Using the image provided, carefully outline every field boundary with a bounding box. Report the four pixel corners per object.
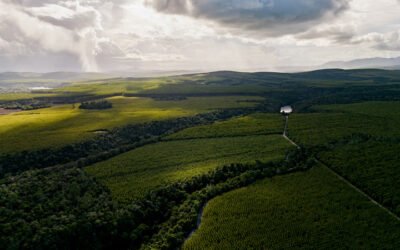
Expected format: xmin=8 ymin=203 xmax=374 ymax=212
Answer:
xmin=317 ymin=159 xmax=400 ymax=222
xmin=284 ymin=116 xmax=400 ymax=223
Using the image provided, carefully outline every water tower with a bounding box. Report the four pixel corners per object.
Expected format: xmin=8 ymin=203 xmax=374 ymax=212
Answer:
xmin=280 ymin=106 xmax=293 ymax=115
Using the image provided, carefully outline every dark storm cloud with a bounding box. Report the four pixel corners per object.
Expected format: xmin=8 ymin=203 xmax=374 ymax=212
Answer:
xmin=146 ymin=0 xmax=350 ymax=36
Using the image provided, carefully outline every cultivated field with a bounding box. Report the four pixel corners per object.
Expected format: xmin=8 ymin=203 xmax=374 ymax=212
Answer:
xmin=166 ymin=113 xmax=284 ymax=140
xmin=86 ymin=134 xmax=292 ymax=202
xmin=184 ymin=166 xmax=400 ymax=249
xmin=0 ymin=96 xmax=261 ymax=154
xmin=289 ymin=101 xmax=400 ymax=146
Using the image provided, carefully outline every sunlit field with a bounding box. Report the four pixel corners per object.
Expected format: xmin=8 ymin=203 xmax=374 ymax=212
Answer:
xmin=86 ymin=134 xmax=292 ymax=202
xmin=0 ymin=96 xmax=261 ymax=154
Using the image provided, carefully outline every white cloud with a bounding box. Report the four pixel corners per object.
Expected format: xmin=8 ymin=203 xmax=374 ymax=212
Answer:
xmin=1 ymin=0 xmax=400 ymax=73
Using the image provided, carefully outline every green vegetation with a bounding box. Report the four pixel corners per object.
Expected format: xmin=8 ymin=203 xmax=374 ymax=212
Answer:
xmin=184 ymin=166 xmax=400 ymax=249
xmin=3 ymin=69 xmax=400 ymax=249
xmin=288 ymin=112 xmax=399 ymax=145
xmin=79 ymin=100 xmax=112 ymax=110
xmin=289 ymin=101 xmax=400 ymax=146
xmin=0 ymin=167 xmax=115 ymax=249
xmin=320 ymin=139 xmax=400 ymax=214
xmin=0 ymin=93 xmax=55 ymax=102
xmin=0 ymin=147 xmax=312 ymax=250
xmin=0 ymin=96 xmax=260 ymax=154
xmin=166 ymin=113 xmax=283 ymax=140
xmin=86 ymin=134 xmax=292 ymax=202
xmin=0 ymin=108 xmax=253 ymax=177
xmin=289 ymin=101 xmax=400 ymax=217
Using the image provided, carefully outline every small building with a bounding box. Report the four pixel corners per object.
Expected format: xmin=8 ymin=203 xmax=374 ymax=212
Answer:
xmin=280 ymin=106 xmax=293 ymax=115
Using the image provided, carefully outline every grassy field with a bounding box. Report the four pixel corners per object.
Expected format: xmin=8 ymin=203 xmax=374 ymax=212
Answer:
xmin=0 ymin=96 xmax=261 ymax=154
xmin=86 ymin=134 xmax=292 ymax=202
xmin=53 ymin=78 xmax=168 ymax=95
xmin=184 ymin=166 xmax=400 ymax=250
xmin=166 ymin=113 xmax=284 ymax=140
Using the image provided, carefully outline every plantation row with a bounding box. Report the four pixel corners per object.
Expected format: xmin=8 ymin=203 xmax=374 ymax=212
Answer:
xmin=165 ymin=113 xmax=284 ymax=140
xmin=287 ymin=101 xmax=400 ymax=217
xmin=86 ymin=135 xmax=291 ymax=202
xmin=0 ymin=147 xmax=313 ymax=249
xmin=0 ymin=107 xmax=257 ymax=177
xmin=184 ymin=166 xmax=400 ymax=249
xmin=317 ymin=134 xmax=400 ymax=215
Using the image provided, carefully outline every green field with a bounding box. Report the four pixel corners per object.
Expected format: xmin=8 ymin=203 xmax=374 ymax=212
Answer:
xmin=319 ymin=141 xmax=400 ymax=214
xmin=184 ymin=166 xmax=400 ymax=250
xmin=166 ymin=113 xmax=284 ymax=140
xmin=0 ymin=96 xmax=261 ymax=154
xmin=0 ymin=92 xmax=55 ymax=102
xmin=289 ymin=101 xmax=400 ymax=146
xmin=86 ymin=134 xmax=292 ymax=202
xmin=3 ymin=69 xmax=400 ymax=249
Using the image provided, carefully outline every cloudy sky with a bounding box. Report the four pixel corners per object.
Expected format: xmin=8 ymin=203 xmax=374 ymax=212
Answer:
xmin=1 ymin=0 xmax=400 ymax=73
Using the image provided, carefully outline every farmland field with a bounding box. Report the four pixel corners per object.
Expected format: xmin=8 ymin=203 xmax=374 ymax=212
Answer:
xmin=319 ymin=141 xmax=400 ymax=214
xmin=3 ymin=69 xmax=400 ymax=249
xmin=166 ymin=113 xmax=284 ymax=140
xmin=86 ymin=134 xmax=292 ymax=202
xmin=0 ymin=95 xmax=261 ymax=154
xmin=289 ymin=101 xmax=400 ymax=146
xmin=184 ymin=166 xmax=400 ymax=250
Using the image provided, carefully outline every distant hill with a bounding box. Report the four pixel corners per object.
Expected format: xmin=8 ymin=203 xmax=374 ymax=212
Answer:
xmin=321 ymin=57 xmax=400 ymax=70
xmin=0 ymin=72 xmax=118 ymax=92
xmin=0 ymin=72 xmax=115 ymax=82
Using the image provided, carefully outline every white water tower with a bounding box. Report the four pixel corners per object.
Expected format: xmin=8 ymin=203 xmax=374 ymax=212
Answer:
xmin=280 ymin=106 xmax=293 ymax=115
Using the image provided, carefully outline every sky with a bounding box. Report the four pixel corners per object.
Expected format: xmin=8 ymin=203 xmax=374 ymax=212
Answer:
xmin=1 ymin=0 xmax=400 ymax=73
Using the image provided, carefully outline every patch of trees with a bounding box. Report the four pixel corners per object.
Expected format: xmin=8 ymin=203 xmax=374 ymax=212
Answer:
xmin=79 ymin=100 xmax=113 ymax=110
xmin=0 ymin=147 xmax=314 ymax=250
xmin=1 ymin=100 xmax=50 ymax=110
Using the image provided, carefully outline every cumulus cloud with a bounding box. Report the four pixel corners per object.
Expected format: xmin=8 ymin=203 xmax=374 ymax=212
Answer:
xmin=353 ymin=31 xmax=400 ymax=51
xmin=145 ymin=0 xmax=350 ymax=36
xmin=0 ymin=0 xmax=128 ymax=72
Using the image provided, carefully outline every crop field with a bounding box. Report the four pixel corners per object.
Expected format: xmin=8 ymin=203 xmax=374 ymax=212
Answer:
xmin=289 ymin=101 xmax=400 ymax=146
xmin=319 ymin=141 xmax=400 ymax=215
xmin=0 ymin=96 xmax=261 ymax=154
xmin=4 ymin=70 xmax=400 ymax=249
xmin=313 ymin=101 xmax=400 ymax=117
xmin=86 ymin=134 xmax=292 ymax=202
xmin=166 ymin=113 xmax=284 ymax=140
xmin=53 ymin=78 xmax=169 ymax=96
xmin=184 ymin=166 xmax=400 ymax=250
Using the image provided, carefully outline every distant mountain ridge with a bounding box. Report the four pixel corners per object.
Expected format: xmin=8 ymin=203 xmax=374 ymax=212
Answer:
xmin=322 ymin=57 xmax=400 ymax=70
